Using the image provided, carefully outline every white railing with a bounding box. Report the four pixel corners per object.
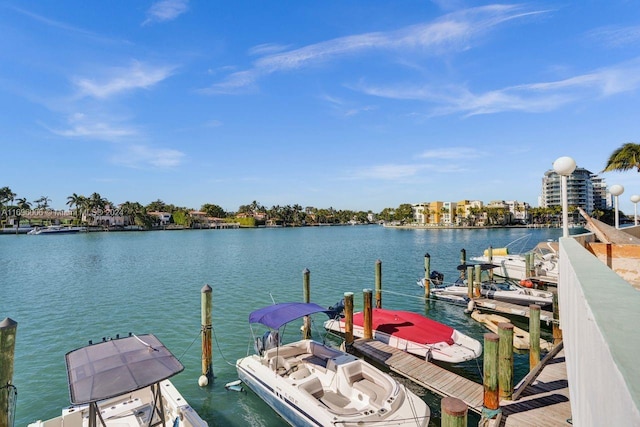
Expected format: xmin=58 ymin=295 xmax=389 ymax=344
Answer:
xmin=559 ymin=237 xmax=640 ymax=426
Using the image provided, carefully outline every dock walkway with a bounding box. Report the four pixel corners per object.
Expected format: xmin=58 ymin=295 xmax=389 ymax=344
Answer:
xmin=471 ymin=299 xmax=554 ymax=323
xmin=352 ymin=338 xmax=571 ymax=425
xmin=487 ymin=343 xmax=571 ymax=427
xmin=352 ymin=339 xmax=485 ymax=414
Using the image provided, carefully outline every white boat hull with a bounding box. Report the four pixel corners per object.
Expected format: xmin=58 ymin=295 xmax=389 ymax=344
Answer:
xmin=28 ymin=379 xmax=207 ymax=427
xmin=236 ymin=339 xmax=429 ymax=427
xmin=430 ymin=282 xmax=553 ymax=308
xmin=324 ymin=317 xmax=481 ymax=364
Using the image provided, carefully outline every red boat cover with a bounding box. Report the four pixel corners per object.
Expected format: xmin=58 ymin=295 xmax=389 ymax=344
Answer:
xmin=352 ymin=308 xmax=454 ymax=345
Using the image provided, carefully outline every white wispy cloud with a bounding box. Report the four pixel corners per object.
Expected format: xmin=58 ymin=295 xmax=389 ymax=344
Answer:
xmin=112 ymin=145 xmax=186 ymax=168
xmin=143 ymin=0 xmax=189 ymax=26
xmin=587 ymin=25 xmax=640 ymax=48
xmin=7 ymin=5 xmax=126 ymax=44
xmin=204 ymin=4 xmax=546 ymax=94
xmin=418 ymin=147 xmax=484 ymax=159
xmin=358 ymin=58 xmax=640 ymax=116
xmin=47 ymin=113 xmax=138 ymax=141
xmin=248 ymin=43 xmax=291 ymax=56
xmin=73 ymin=61 xmax=176 ymax=99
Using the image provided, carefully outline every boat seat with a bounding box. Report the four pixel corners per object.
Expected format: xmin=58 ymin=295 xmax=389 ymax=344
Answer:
xmin=289 ymin=366 xmax=311 ymax=381
xmin=269 ymin=355 xmax=300 ymax=373
xmin=299 ymin=377 xmax=324 ymax=399
xmin=353 ymin=378 xmax=387 ymax=408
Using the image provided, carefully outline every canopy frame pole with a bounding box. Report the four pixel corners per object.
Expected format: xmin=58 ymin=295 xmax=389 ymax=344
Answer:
xmin=149 ymin=382 xmax=167 ymax=427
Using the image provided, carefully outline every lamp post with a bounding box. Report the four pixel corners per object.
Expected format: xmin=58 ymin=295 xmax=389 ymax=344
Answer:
xmin=553 ymin=156 xmax=577 ymax=238
xmin=631 ymin=194 xmax=640 ymax=226
xmin=610 ymin=184 xmax=624 ymax=229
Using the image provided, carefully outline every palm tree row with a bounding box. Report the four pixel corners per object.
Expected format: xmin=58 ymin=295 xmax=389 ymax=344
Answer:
xmin=2 ymin=141 xmax=639 ymax=229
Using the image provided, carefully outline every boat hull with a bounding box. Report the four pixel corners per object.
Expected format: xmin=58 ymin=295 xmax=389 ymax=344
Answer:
xmin=236 ymin=339 xmax=429 ymax=427
xmin=431 ymin=283 xmax=553 ymax=308
xmin=324 ymin=308 xmax=481 ymax=363
xmin=28 ymin=379 xmax=207 ymax=427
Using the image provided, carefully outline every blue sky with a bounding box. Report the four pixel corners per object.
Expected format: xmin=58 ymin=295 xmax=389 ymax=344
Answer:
xmin=2 ymin=1 xmax=640 ymax=214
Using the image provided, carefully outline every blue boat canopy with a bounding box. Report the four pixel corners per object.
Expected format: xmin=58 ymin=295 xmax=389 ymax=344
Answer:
xmin=249 ymin=302 xmax=331 ymax=329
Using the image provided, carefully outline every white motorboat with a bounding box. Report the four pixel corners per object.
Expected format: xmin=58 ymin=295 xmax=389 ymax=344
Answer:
xmin=324 ymin=307 xmax=482 ymax=363
xmin=430 ymin=279 xmax=554 ymax=308
xmin=27 ymin=225 xmax=87 ymax=235
xmin=236 ymin=302 xmax=430 ymax=427
xmin=28 ymin=333 xmax=208 ymax=427
xmin=470 ymin=239 xmax=559 ymax=281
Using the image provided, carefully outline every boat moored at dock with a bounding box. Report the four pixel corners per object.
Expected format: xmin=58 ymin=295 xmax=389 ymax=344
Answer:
xmin=28 ymin=333 xmax=208 ymax=427
xmin=236 ymin=302 xmax=430 ymax=427
xmin=27 ymin=225 xmax=87 ymax=235
xmin=324 ymin=307 xmax=482 ymax=363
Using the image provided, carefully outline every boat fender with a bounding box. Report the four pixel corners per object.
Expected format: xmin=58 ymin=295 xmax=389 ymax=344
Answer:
xmin=465 ymin=300 xmax=475 ymax=314
xmin=425 ymin=349 xmax=433 ymax=362
xmin=520 ymin=279 xmax=534 ymax=288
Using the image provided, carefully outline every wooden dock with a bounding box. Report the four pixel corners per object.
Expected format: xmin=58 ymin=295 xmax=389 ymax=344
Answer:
xmin=352 ymin=339 xmax=485 ymax=414
xmin=487 ymin=342 xmax=572 ymax=426
xmin=352 ymin=338 xmax=571 ymax=425
xmin=471 ymin=299 xmax=554 ymax=323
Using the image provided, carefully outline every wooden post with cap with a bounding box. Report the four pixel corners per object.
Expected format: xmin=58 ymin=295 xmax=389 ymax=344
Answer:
xmin=0 ymin=318 xmax=17 ymax=427
xmin=441 ymin=396 xmax=468 ymax=427
xmin=344 ymin=292 xmax=354 ymax=347
xmin=424 ymin=253 xmax=431 ymax=298
xmin=483 ymin=332 xmax=500 ymax=419
xmin=199 ymin=285 xmax=213 ymax=387
xmin=302 ymin=268 xmax=311 ymax=339
xmin=363 ymin=289 xmax=373 ymax=339
xmin=498 ymin=322 xmax=514 ymax=400
xmin=374 ymin=259 xmax=382 ymax=309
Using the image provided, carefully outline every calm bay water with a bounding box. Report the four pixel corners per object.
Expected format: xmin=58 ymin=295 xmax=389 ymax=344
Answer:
xmin=1 ymin=225 xmax=562 ymax=426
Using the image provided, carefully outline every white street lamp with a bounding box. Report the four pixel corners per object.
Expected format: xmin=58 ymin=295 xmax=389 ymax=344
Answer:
xmin=553 ymin=156 xmax=577 ymax=238
xmin=610 ymin=184 xmax=624 ymax=229
xmin=631 ymin=194 xmax=640 ymax=226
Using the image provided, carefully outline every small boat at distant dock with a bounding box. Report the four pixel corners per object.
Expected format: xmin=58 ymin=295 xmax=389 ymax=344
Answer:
xmin=27 ymin=225 xmax=87 ymax=235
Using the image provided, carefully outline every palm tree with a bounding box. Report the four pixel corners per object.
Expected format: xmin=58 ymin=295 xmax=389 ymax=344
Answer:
xmin=602 ymin=142 xmax=640 ymax=173
xmin=66 ymin=193 xmax=86 ymax=223
xmin=14 ymin=198 xmax=31 ymax=232
xmin=33 ymin=196 xmax=51 ymax=210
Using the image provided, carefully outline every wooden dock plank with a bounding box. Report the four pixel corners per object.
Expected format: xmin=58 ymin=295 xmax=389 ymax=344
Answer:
xmin=353 ymin=338 xmax=571 ymax=425
xmin=352 ymin=339 xmax=485 ymax=414
xmin=472 ymin=298 xmax=554 ymax=322
xmin=488 ymin=347 xmax=572 ymax=427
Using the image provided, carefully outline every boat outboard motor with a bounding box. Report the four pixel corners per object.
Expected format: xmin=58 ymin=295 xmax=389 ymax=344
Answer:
xmin=263 ymin=330 xmax=280 ymax=351
xmin=255 ymin=330 xmax=280 ymax=355
xmin=327 ymin=299 xmax=345 ymax=318
xmin=430 ymin=270 xmax=444 ymax=286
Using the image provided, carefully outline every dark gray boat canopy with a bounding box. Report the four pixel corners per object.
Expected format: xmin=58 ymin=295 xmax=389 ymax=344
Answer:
xmin=65 ymin=334 xmax=184 ymax=405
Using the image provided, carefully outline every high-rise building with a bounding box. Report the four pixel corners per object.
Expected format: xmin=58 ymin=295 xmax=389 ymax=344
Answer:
xmin=540 ymin=166 xmax=607 ymax=214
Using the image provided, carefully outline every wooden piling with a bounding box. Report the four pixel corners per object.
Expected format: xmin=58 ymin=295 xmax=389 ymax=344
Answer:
xmin=424 ymin=253 xmax=431 ymax=298
xmin=525 ymin=253 xmax=531 ymax=278
xmin=363 ymin=289 xmax=373 ymax=339
xmin=483 ymin=333 xmax=500 ymax=417
xmin=375 ymin=259 xmax=382 ymax=309
xmin=498 ymin=322 xmax=514 ymax=400
xmin=302 ymin=268 xmax=311 ymax=339
xmin=552 ymin=292 xmax=562 ymax=344
xmin=529 ymin=304 xmax=541 ymax=370
xmin=344 ymin=292 xmax=354 ymax=346
xmin=466 ymin=266 xmax=474 ymax=299
xmin=472 ymin=265 xmax=480 ymax=298
xmin=441 ymin=396 xmax=468 ymax=427
xmin=199 ymin=285 xmax=213 ymax=386
xmin=460 ymin=249 xmax=466 ymax=278
xmin=488 ymin=246 xmax=494 ymax=281
xmin=0 ymin=318 xmax=17 ymax=427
